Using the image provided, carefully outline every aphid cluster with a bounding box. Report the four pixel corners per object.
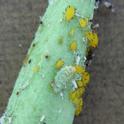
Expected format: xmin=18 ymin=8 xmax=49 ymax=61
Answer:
xmin=1 ymin=3 xmax=99 ymax=124
xmin=69 ymin=66 xmax=90 ymax=116
xmin=62 ymin=5 xmax=99 ymax=116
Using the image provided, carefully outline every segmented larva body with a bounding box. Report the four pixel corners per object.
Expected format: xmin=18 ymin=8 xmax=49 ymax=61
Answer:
xmin=53 ymin=66 xmax=76 ymax=93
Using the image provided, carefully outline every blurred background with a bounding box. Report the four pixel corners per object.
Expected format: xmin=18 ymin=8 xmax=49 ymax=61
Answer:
xmin=0 ymin=0 xmax=124 ymax=124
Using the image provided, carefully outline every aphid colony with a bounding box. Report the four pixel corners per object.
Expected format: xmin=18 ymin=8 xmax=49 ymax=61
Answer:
xmin=22 ymin=5 xmax=99 ymax=117
xmin=0 ymin=1 xmax=98 ymax=124
xmin=54 ymin=5 xmax=99 ymax=116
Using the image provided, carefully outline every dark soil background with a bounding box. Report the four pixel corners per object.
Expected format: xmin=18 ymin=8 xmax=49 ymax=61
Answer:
xmin=0 ymin=0 xmax=124 ymax=124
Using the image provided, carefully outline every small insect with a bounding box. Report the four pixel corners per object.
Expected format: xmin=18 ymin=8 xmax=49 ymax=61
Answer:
xmin=65 ymin=5 xmax=76 ymax=21
xmin=81 ymin=71 xmax=90 ymax=87
xmin=73 ymin=97 xmax=83 ymax=107
xmin=69 ymin=88 xmax=84 ymax=116
xmin=77 ymin=80 xmax=84 ymax=88
xmin=55 ymin=59 xmax=64 ymax=69
xmin=69 ymin=87 xmax=85 ymax=101
xmin=86 ymin=31 xmax=99 ymax=48
xmin=79 ymin=18 xmax=88 ymax=28
xmin=75 ymin=65 xmax=85 ymax=74
xmin=70 ymin=41 xmax=77 ymax=52
xmin=75 ymin=101 xmax=83 ymax=116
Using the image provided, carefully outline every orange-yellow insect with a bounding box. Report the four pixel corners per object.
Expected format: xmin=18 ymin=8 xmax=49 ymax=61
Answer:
xmin=65 ymin=6 xmax=76 ymax=21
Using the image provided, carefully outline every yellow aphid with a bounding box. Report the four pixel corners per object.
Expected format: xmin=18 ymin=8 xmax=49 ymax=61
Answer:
xmin=70 ymin=41 xmax=77 ymax=52
xmin=69 ymin=88 xmax=85 ymax=101
xmin=86 ymin=32 xmax=99 ymax=48
xmin=79 ymin=18 xmax=88 ymax=28
xmin=82 ymin=71 xmax=90 ymax=86
xmin=86 ymin=32 xmax=94 ymax=41
xmin=75 ymin=103 xmax=83 ymax=116
xmin=65 ymin=6 xmax=75 ymax=21
xmin=69 ymin=91 xmax=76 ymax=101
xmin=73 ymin=98 xmax=83 ymax=107
xmin=32 ymin=65 xmax=40 ymax=73
xmin=75 ymin=65 xmax=85 ymax=74
xmin=77 ymin=80 xmax=84 ymax=88
xmin=55 ymin=59 xmax=64 ymax=69
xmin=76 ymin=88 xmax=85 ymax=98
xmin=68 ymin=28 xmax=75 ymax=36
xmin=89 ymin=33 xmax=99 ymax=48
